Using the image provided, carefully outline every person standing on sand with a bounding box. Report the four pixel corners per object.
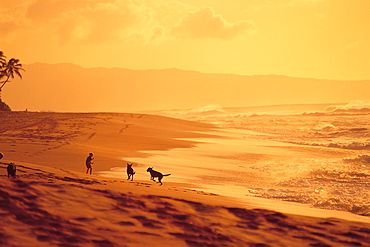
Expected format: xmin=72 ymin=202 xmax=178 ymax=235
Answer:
xmin=85 ymin=153 xmax=94 ymax=174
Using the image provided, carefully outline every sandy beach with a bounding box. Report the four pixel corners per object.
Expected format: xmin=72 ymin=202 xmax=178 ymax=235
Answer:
xmin=2 ymin=0 xmax=370 ymax=245
xmin=1 ymin=111 xmax=370 ymax=246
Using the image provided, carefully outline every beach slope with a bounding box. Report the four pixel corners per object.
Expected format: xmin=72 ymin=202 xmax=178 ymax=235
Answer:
xmin=1 ymin=162 xmax=370 ymax=247
xmin=1 ymin=111 xmax=370 ymax=246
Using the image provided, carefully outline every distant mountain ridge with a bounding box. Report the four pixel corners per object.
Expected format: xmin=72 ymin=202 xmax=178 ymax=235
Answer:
xmin=4 ymin=63 xmax=370 ymax=112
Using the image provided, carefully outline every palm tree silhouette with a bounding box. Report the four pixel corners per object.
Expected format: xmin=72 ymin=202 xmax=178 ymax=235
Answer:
xmin=0 ymin=51 xmax=6 ymax=67
xmin=0 ymin=52 xmax=25 ymax=101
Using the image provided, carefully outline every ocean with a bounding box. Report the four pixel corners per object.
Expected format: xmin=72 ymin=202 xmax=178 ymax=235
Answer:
xmin=101 ymin=102 xmax=370 ymax=216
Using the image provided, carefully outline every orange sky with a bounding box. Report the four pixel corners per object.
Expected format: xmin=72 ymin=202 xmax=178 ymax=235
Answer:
xmin=1 ymin=0 xmax=369 ymax=80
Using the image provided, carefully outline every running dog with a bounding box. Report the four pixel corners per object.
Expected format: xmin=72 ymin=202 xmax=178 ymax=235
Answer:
xmin=7 ymin=163 xmax=16 ymax=178
xmin=146 ymin=167 xmax=171 ymax=185
xmin=127 ymin=163 xmax=135 ymax=181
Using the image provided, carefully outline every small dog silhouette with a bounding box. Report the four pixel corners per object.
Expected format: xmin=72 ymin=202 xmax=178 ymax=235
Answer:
xmin=127 ymin=163 xmax=135 ymax=181
xmin=146 ymin=167 xmax=171 ymax=185
xmin=7 ymin=163 xmax=16 ymax=178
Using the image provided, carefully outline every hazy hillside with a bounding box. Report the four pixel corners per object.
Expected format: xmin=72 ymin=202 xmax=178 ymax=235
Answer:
xmin=3 ymin=63 xmax=370 ymax=112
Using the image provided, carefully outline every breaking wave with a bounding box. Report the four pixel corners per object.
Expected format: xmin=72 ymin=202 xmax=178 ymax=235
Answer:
xmin=325 ymin=100 xmax=370 ymax=113
xmin=154 ymin=102 xmax=370 ymax=216
xmin=158 ymin=104 xmax=226 ymax=117
xmin=249 ymin=162 xmax=370 ymax=216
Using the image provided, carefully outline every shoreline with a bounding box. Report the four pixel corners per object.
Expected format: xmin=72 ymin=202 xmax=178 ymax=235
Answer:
xmin=2 ymin=110 xmax=366 ymax=220
xmin=1 ymin=160 xmax=370 ymax=246
xmin=1 ymin=110 xmax=370 ymax=246
xmin=4 ymin=159 xmax=370 ymax=225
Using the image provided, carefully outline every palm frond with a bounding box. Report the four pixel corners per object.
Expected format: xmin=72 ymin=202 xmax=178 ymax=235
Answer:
xmin=15 ymin=70 xmax=23 ymax=79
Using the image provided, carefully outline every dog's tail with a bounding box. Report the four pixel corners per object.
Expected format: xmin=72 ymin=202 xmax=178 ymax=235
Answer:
xmin=163 ymin=174 xmax=171 ymax=176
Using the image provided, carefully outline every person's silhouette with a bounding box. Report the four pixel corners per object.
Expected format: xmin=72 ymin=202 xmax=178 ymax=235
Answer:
xmin=85 ymin=153 xmax=94 ymax=174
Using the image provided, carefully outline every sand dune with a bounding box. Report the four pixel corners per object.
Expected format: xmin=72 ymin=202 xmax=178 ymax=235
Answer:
xmin=1 ymin=111 xmax=370 ymax=246
xmin=0 ymin=111 xmax=216 ymax=172
xmin=1 ymin=161 xmax=370 ymax=247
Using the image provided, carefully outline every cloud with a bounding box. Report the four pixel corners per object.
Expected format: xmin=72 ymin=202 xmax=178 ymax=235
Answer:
xmin=3 ymin=1 xmax=256 ymax=45
xmin=25 ymin=0 xmax=139 ymax=44
xmin=171 ymin=7 xmax=256 ymax=40
xmin=247 ymin=0 xmax=324 ymax=11
xmin=26 ymin=0 xmax=86 ymax=22
xmin=0 ymin=0 xmax=166 ymax=45
xmin=1 ymin=1 xmax=254 ymax=46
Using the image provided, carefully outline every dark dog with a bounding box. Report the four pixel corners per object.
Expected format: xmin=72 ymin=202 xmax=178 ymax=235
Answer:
xmin=127 ymin=163 xmax=135 ymax=181
xmin=7 ymin=163 xmax=16 ymax=178
xmin=146 ymin=167 xmax=170 ymax=185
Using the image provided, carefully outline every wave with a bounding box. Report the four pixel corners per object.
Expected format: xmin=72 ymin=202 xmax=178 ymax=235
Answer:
xmin=344 ymin=155 xmax=370 ymax=164
xmin=155 ymin=102 xmax=370 ymax=120
xmin=158 ymin=104 xmax=226 ymax=117
xmin=156 ymin=102 xmax=370 ymax=216
xmin=311 ymin=122 xmax=338 ymax=132
xmin=249 ymin=167 xmax=370 ymax=216
xmin=324 ymin=101 xmax=370 ymax=114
